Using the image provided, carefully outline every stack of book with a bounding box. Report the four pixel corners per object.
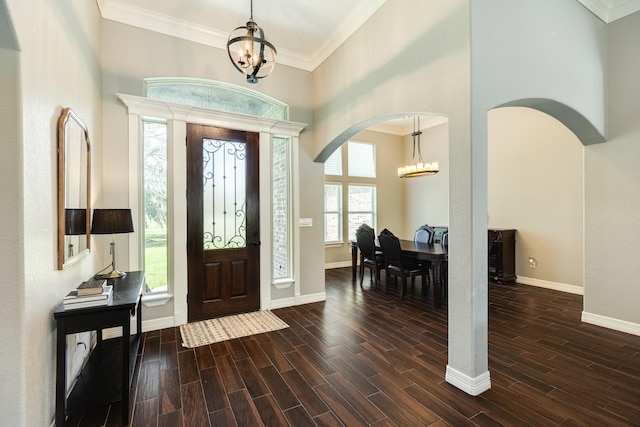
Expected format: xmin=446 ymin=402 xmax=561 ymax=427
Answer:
xmin=63 ymin=279 xmax=113 ymax=310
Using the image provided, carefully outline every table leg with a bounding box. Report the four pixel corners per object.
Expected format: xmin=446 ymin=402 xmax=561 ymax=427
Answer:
xmin=55 ymin=320 xmax=67 ymax=427
xmin=122 ymin=318 xmax=130 ymax=425
xmin=433 ymin=262 xmax=443 ymax=308
xmin=351 ymin=244 xmax=358 ymax=281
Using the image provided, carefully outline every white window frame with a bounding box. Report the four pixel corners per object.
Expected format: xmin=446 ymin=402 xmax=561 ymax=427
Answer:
xmin=271 ymin=135 xmax=294 ymax=289
xmin=347 ymin=184 xmax=377 ymax=241
xmin=324 ymin=182 xmax=343 ymax=244
xmin=141 ymin=118 xmax=170 ymax=296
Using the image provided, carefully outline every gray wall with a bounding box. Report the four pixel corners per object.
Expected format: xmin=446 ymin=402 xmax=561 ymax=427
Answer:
xmin=584 ymin=11 xmax=640 ymax=325
xmin=2 ymin=1 xmax=103 ymax=425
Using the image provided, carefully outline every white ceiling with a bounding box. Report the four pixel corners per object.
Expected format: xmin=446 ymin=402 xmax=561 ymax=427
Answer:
xmin=96 ymin=0 xmax=640 ymax=134
xmin=97 ymin=0 xmax=388 ymax=72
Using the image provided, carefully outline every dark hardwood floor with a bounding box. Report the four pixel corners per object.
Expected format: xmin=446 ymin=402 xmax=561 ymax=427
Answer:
xmin=66 ymin=267 xmax=640 ymax=426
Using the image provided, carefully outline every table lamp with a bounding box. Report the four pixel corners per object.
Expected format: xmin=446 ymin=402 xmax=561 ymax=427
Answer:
xmin=91 ymin=208 xmax=134 ymax=279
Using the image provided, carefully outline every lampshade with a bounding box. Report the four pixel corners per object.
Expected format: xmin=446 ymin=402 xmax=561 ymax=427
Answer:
xmin=65 ymin=208 xmax=87 ymax=235
xmin=91 ymin=209 xmax=134 ymax=235
xmin=226 ymin=0 xmax=276 ymax=84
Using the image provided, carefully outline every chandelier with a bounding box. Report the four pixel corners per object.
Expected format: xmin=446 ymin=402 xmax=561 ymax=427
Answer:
xmin=226 ymin=0 xmax=277 ymax=84
xmin=397 ymin=116 xmax=439 ymax=178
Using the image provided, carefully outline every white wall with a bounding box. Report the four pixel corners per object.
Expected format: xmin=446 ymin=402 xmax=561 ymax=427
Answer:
xmin=489 ymin=107 xmax=584 ymax=291
xmin=584 ymin=11 xmax=640 ymax=328
xmin=0 ymin=37 xmax=24 ymax=427
xmin=2 ymin=1 xmax=102 ymax=425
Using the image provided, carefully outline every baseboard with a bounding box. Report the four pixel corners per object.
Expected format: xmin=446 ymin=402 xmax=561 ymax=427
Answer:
xmin=445 ymin=365 xmax=491 ymax=396
xmin=268 ymin=292 xmax=327 ymax=310
xmin=325 ymin=261 xmax=352 ymax=269
xmin=516 ymin=276 xmax=583 ymax=295
xmin=297 ymin=292 xmax=327 ymax=305
xmin=101 ymin=316 xmax=176 ymax=339
xmin=112 ymin=295 xmax=329 ymax=335
xmin=269 ymin=297 xmax=297 ymax=310
xmin=581 ymin=311 xmax=640 ymax=336
xmin=142 ymin=316 xmax=176 ymax=332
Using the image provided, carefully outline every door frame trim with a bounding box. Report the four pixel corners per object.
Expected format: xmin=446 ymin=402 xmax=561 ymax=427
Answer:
xmin=118 ymin=93 xmax=306 ymax=326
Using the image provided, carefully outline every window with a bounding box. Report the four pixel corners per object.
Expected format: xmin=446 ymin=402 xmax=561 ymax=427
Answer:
xmin=142 ymin=120 xmax=168 ymax=294
xmin=324 ymin=141 xmax=377 ymax=244
xmin=348 ymin=185 xmax=376 ymax=240
xmin=348 ymin=141 xmax=376 ymax=178
xmin=324 ymin=183 xmax=342 ymax=243
xmin=324 ymin=148 xmax=342 ymax=176
xmin=272 ymin=136 xmax=292 ymax=282
xmin=145 ymin=77 xmax=289 ymax=120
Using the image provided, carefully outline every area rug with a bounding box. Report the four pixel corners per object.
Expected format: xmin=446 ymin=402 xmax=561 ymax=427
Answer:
xmin=179 ymin=310 xmax=289 ymax=348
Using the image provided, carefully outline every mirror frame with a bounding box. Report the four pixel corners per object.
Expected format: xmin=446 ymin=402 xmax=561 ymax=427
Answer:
xmin=57 ymin=107 xmax=91 ymax=270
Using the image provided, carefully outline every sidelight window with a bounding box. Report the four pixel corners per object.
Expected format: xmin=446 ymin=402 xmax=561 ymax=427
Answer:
xmin=142 ymin=120 xmax=168 ymax=294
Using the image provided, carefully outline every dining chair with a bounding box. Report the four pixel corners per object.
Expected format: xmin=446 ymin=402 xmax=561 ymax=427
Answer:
xmin=355 ymin=224 xmax=385 ymax=290
xmin=378 ymin=231 xmax=429 ymax=300
xmin=414 ymin=225 xmax=435 ymax=291
xmin=414 ymin=224 xmax=434 ymax=244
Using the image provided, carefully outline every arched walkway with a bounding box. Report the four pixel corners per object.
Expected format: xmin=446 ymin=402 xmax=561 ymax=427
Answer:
xmin=495 ymin=98 xmax=605 ymax=146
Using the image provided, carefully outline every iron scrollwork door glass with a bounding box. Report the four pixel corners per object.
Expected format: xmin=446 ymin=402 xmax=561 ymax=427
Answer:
xmin=202 ymin=139 xmax=247 ymax=249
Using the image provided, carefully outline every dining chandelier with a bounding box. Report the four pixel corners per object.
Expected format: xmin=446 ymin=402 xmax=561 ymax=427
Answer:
xmin=397 ymin=116 xmax=439 ymax=178
xmin=226 ymin=0 xmax=277 ymax=84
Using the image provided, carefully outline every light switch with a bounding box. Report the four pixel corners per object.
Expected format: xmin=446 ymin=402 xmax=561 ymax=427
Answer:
xmin=299 ymin=218 xmax=313 ymax=227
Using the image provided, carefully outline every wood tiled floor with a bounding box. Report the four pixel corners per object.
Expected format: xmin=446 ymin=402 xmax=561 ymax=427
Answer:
xmin=66 ymin=267 xmax=640 ymax=426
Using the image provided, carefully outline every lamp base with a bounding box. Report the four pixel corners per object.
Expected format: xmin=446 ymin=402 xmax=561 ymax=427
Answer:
xmin=95 ymin=269 xmax=127 ymax=280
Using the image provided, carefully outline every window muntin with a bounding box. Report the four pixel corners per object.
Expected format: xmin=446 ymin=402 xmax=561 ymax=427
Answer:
xmin=142 ymin=120 xmax=168 ymax=294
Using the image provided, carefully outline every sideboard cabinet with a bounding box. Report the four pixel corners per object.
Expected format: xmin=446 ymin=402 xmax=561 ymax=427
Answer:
xmin=488 ymin=229 xmax=516 ymax=284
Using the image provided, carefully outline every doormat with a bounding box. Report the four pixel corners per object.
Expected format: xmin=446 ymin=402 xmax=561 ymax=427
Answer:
xmin=179 ymin=310 xmax=289 ymax=348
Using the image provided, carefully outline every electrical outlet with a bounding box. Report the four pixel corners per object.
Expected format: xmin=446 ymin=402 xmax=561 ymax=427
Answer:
xmin=528 ymin=257 xmax=537 ymax=268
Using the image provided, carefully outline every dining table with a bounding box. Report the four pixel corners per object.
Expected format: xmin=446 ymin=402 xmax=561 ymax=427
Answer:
xmin=350 ymin=239 xmax=448 ymax=308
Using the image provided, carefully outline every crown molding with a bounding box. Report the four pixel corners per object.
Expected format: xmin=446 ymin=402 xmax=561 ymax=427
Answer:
xmin=608 ymin=0 xmax=640 ymax=22
xmin=96 ymin=0 xmax=315 ymax=71
xmin=310 ymin=0 xmax=387 ymax=70
xmin=369 ymin=116 xmax=448 ymax=136
xmin=97 ymin=0 xmax=388 ymax=72
xmin=578 ymin=0 xmax=640 ymax=22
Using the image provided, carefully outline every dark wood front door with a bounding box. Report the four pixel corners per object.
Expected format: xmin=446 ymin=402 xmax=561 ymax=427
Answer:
xmin=186 ymin=124 xmax=260 ymax=321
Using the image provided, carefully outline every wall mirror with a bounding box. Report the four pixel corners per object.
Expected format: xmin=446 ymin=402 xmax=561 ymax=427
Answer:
xmin=57 ymin=107 xmax=91 ymax=269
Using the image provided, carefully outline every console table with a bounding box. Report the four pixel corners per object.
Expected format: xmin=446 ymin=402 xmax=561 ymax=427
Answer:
xmin=54 ymin=271 xmax=144 ymax=426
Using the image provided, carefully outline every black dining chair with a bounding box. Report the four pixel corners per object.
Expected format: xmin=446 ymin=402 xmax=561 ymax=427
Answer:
xmin=355 ymin=224 xmax=385 ymax=290
xmin=414 ymin=225 xmax=434 ymax=290
xmin=378 ymin=231 xmax=429 ymax=300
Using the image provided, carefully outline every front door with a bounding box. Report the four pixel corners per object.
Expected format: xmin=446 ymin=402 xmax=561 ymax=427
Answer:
xmin=186 ymin=124 xmax=260 ymax=321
